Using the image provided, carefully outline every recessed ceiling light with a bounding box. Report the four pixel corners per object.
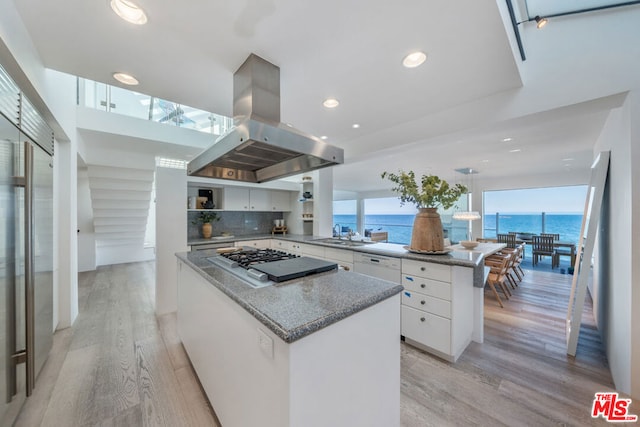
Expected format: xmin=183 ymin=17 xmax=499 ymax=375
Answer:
xmin=481 ymin=159 xmax=490 ymax=163
xmin=110 ymin=0 xmax=148 ymax=25
xmin=402 ymin=51 xmax=427 ymax=68
xmin=509 ymin=148 xmax=521 ymax=153
xmin=535 ymin=16 xmax=548 ymax=29
xmin=352 ymin=124 xmax=360 ymax=129
xmin=323 ymin=98 xmax=339 ymax=108
xmin=502 ymin=137 xmax=513 ymax=142
xmin=320 ymin=136 xmax=328 ymax=140
xmin=562 ymin=157 xmax=574 ymax=161
xmin=113 ymin=72 xmax=139 ymax=85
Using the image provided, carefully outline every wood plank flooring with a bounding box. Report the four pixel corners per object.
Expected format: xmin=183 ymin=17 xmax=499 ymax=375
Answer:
xmin=14 ymin=262 xmax=219 ymax=427
xmin=13 ymin=262 xmax=637 ymax=426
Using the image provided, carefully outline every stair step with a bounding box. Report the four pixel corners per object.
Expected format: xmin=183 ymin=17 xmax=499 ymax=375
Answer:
xmin=89 ymin=177 xmax=153 ymax=192
xmin=88 ymin=165 xmax=154 ymax=181
xmin=96 ymin=238 xmax=146 ymax=248
xmin=94 ymin=224 xmax=147 ymax=233
xmin=91 ymin=189 xmax=151 ymax=201
xmin=95 ymin=232 xmax=146 ymax=240
xmin=92 ymin=199 xmax=151 ymax=210
xmin=93 ymin=209 xmax=149 ymax=218
xmin=94 ymin=217 xmax=147 ymax=226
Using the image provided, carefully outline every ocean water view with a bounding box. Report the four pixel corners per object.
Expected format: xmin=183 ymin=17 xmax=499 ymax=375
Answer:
xmin=333 ymin=213 xmax=584 ymax=246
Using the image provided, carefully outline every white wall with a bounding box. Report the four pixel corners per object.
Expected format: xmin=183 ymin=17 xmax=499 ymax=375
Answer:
xmin=76 ymin=164 xmax=96 ymax=272
xmin=592 ymin=90 xmax=640 ymax=399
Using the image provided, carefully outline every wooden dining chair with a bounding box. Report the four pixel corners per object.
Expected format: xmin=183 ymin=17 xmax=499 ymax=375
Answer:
xmin=497 ymin=234 xmax=523 ymax=284
xmin=541 ymin=233 xmax=560 ymax=241
xmin=497 ymin=233 xmax=517 ymax=248
xmin=531 ymin=235 xmax=556 ymax=268
xmin=484 ymin=253 xmax=512 ymax=307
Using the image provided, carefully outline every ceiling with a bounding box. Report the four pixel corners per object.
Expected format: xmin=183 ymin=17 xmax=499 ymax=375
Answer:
xmin=12 ymin=0 xmax=640 ymax=192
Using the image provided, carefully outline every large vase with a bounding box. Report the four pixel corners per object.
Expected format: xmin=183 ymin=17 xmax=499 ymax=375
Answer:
xmin=202 ymin=222 xmax=212 ymax=239
xmin=410 ymin=208 xmax=444 ymax=252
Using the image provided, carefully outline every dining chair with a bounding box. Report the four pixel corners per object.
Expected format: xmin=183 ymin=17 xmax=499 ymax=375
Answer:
xmin=496 ymin=234 xmax=521 ymax=286
xmin=541 ymin=233 xmax=560 ymax=241
xmin=531 ymin=235 xmax=556 ymax=268
xmin=484 ymin=253 xmax=512 ymax=307
xmin=497 ymin=233 xmax=517 ymax=248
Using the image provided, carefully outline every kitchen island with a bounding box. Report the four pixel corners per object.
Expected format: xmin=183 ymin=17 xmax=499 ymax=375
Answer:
xmin=176 ymin=249 xmax=403 ymax=427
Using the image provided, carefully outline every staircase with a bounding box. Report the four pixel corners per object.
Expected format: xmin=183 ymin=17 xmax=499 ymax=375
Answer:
xmin=87 ymin=164 xmax=155 ymax=266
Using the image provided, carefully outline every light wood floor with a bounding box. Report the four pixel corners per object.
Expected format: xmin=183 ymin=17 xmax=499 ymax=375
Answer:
xmin=13 ymin=262 xmax=637 ymax=426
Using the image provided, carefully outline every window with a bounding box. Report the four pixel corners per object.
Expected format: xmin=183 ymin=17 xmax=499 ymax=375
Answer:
xmin=332 ymin=200 xmax=357 ymax=235
xmin=483 ymin=185 xmax=587 ymax=244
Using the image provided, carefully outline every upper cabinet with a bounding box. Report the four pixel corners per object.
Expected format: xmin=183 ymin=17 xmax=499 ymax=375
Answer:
xmin=270 ymin=190 xmax=291 ymax=212
xmin=222 ymin=187 xmax=291 ymax=211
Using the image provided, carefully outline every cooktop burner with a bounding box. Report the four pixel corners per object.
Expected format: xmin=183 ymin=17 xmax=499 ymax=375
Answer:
xmin=207 ymin=247 xmax=338 ymax=288
xmin=221 ymin=249 xmax=299 ymax=270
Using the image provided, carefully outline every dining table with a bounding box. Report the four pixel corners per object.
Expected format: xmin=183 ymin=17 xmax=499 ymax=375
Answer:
xmin=479 ymin=237 xmax=577 ymax=265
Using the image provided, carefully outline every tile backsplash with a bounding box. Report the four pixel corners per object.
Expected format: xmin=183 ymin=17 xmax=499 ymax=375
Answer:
xmin=188 ymin=211 xmax=284 ymax=240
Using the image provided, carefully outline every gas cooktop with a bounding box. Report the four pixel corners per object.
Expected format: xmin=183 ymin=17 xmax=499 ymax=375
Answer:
xmin=206 ymin=248 xmax=338 ymax=288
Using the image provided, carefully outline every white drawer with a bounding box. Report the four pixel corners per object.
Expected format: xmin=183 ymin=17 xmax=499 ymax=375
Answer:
xmin=301 ymin=244 xmax=325 ymax=258
xmin=402 ymin=259 xmax=451 ymax=282
xmin=401 ymin=291 xmax=450 ymax=319
xmin=401 ymin=306 xmax=451 ymax=355
xmin=402 ymin=275 xmax=451 ymax=301
xmin=324 ymin=247 xmax=354 ymax=263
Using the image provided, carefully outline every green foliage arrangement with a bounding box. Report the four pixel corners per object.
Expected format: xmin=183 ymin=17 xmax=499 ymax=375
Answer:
xmin=381 ymin=170 xmax=467 ymax=210
xmin=192 ymin=211 xmax=220 ymax=224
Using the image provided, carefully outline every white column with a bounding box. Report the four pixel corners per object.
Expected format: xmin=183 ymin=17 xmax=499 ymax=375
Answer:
xmin=54 ymin=138 xmax=78 ymax=329
xmin=313 ymin=168 xmax=333 ymax=237
xmin=155 ymin=166 xmax=188 ymax=315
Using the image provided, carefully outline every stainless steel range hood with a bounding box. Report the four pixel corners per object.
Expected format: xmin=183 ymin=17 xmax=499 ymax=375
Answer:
xmin=187 ymin=54 xmax=344 ymax=183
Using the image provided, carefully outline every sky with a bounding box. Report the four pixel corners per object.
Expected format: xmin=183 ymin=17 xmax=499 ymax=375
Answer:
xmin=334 ymin=185 xmax=588 ymax=215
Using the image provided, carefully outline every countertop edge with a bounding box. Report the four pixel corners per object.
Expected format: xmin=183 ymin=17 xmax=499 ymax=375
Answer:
xmin=189 ymin=234 xmax=487 ymax=288
xmin=176 ymin=252 xmax=404 ymax=343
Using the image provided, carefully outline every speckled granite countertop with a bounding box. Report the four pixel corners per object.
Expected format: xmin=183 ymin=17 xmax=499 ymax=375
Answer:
xmin=188 ymin=234 xmax=488 ymax=287
xmin=176 ymin=249 xmax=404 ymax=343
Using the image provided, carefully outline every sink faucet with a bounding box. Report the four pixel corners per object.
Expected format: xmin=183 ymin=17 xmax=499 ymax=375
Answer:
xmin=346 ymin=230 xmax=356 ymax=241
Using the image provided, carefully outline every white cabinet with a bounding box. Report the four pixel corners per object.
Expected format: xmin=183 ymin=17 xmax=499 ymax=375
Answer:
xmin=223 ymin=187 xmax=291 ymax=211
xmin=271 ymin=239 xmax=300 ymax=253
xmin=249 ymin=189 xmax=270 ymax=211
xmin=324 ymin=247 xmax=354 ymax=272
xmin=223 ymin=187 xmax=250 ymax=210
xmin=236 ymin=239 xmax=271 ymax=249
xmin=300 ymin=243 xmax=325 ymax=258
xmin=401 ymin=260 xmax=473 ymax=362
xmin=270 ymin=190 xmax=291 ymax=211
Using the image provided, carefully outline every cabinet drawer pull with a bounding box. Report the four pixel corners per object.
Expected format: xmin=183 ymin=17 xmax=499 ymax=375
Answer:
xmin=420 ymin=284 xmax=426 ymax=289
xmin=420 ymin=300 xmax=426 ymax=305
xmin=420 ymin=317 xmax=426 ymax=322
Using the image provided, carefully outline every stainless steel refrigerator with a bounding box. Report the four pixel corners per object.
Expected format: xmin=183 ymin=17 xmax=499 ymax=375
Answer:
xmin=1 ymin=111 xmax=53 ymax=425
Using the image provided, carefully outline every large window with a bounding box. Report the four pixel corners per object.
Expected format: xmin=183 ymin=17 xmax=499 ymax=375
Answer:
xmin=332 ymin=200 xmax=357 ymax=235
xmin=333 ymin=195 xmax=469 ymax=244
xmin=483 ymin=185 xmax=587 ymax=244
xmin=364 ymin=198 xmax=417 ymax=244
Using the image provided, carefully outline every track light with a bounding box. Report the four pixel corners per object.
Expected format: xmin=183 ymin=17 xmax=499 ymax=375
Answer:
xmin=534 ymin=16 xmax=548 ymax=29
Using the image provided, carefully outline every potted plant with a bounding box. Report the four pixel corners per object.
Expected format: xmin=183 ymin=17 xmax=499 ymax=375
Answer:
xmin=381 ymin=170 xmax=466 ymax=252
xmin=192 ymin=211 xmax=220 ymax=239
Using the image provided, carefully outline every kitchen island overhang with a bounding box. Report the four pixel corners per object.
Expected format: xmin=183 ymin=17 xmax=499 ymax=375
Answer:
xmin=176 ymin=250 xmax=403 ymax=427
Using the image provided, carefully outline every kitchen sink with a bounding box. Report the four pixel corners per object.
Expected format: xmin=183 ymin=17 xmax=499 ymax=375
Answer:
xmin=314 ymin=238 xmax=376 ymax=247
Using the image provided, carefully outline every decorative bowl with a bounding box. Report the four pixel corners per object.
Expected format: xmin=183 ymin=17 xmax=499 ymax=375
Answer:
xmin=460 ymin=240 xmax=479 ymax=249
